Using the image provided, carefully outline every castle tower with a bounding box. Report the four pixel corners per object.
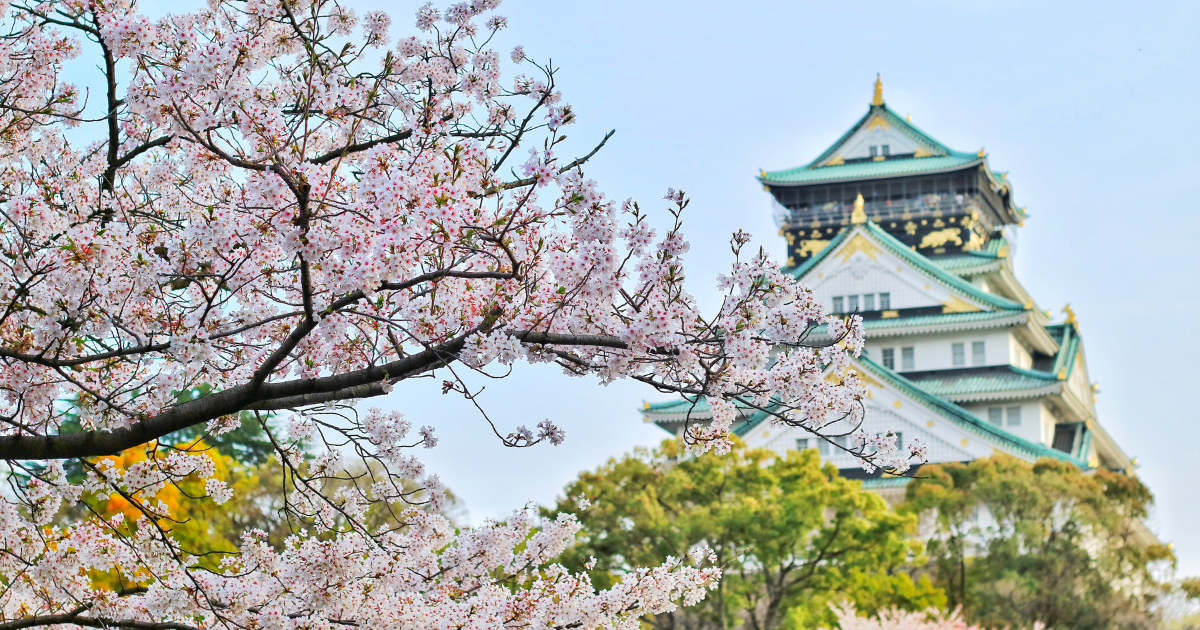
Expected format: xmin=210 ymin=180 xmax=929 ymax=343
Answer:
xmin=764 ymin=75 xmax=1023 ymax=267
xmin=643 ymin=78 xmax=1142 ymax=513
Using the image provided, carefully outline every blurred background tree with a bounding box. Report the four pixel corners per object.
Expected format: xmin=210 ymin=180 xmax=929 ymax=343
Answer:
xmin=548 ymin=439 xmax=942 ymax=630
xmin=900 ymin=455 xmax=1173 ymax=630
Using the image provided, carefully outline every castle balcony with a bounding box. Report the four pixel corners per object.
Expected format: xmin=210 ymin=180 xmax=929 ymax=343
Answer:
xmin=774 ymin=193 xmax=996 ymax=234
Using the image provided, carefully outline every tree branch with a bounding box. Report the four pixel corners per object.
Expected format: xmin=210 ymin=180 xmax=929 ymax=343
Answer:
xmin=307 ymin=129 xmax=413 ymax=165
xmin=0 ymin=342 xmax=171 ymax=368
xmin=479 ymin=129 xmax=614 ymax=197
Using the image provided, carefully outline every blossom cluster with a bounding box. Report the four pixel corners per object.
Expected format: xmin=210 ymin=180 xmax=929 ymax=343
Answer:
xmin=0 ymin=0 xmax=882 ymax=627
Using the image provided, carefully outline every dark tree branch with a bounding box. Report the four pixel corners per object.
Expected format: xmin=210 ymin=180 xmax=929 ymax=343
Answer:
xmin=307 ymin=129 xmax=413 ymax=165
xmin=0 ymin=616 xmax=203 ymax=630
xmin=0 ymin=342 xmax=171 ymax=368
xmin=479 ymin=130 xmax=614 ymax=196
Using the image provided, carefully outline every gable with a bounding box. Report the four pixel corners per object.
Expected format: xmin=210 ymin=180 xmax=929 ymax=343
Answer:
xmin=819 ymin=111 xmax=932 ymax=165
xmin=803 ymin=228 xmax=993 ymax=313
xmin=793 ymin=222 xmax=1025 ymax=314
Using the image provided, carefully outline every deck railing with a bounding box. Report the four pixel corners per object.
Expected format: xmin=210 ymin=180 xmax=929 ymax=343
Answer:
xmin=774 ymin=194 xmax=993 ymax=231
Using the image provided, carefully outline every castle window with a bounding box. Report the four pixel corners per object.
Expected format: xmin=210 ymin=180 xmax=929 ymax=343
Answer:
xmin=833 ymin=435 xmax=847 ymax=450
xmin=882 ymin=348 xmax=895 ymax=369
xmin=894 ymin=431 xmax=903 ymax=451
xmin=988 ymin=408 xmax=1003 ymax=426
xmin=881 ymin=144 xmax=890 ymax=156
xmin=1006 ymin=406 xmax=1022 ymax=427
xmin=817 ymin=440 xmax=830 ymax=456
xmin=796 ymin=438 xmax=810 ymax=451
xmin=901 ymin=347 xmax=915 ymax=370
xmin=972 ymin=341 xmax=986 ymax=366
xmin=1052 ymin=425 xmax=1077 ymax=453
xmin=869 ymin=145 xmax=878 ymax=157
xmin=952 ymin=343 xmax=966 ymax=367
xmin=879 ymin=292 xmax=891 ymax=309
xmin=847 ymin=295 xmax=859 ymax=312
xmin=863 ymin=294 xmax=875 ymax=310
xmin=833 ymin=296 xmax=844 ymax=313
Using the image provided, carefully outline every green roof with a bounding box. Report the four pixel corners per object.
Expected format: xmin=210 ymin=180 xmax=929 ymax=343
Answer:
xmin=930 ymin=238 xmax=1009 ymax=274
xmin=762 ymin=154 xmax=982 ymax=186
xmin=642 ymin=397 xmax=755 ymax=423
xmin=722 ymin=354 xmax=1088 ymax=468
xmin=853 ymin=355 xmax=1088 ymax=467
xmin=894 ymin=321 xmax=1082 ymax=401
xmin=803 ymin=310 xmax=1028 ymax=343
xmin=904 ymin=365 xmax=1060 ymax=399
xmin=760 ymin=102 xmax=983 ymax=186
xmin=1046 ymin=323 xmax=1082 ymax=380
xmin=865 ymin=309 xmax=1023 ymax=330
xmin=790 ymin=221 xmax=1026 ymax=312
xmin=861 ymin=477 xmax=914 ymax=490
xmin=640 ymin=355 xmax=1087 ymax=469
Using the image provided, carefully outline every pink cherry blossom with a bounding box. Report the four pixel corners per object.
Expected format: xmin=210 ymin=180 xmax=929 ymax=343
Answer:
xmin=0 ymin=0 xmax=893 ymax=628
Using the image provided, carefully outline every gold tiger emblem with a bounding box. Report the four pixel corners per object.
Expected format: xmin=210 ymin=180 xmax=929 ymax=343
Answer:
xmin=919 ymin=228 xmax=962 ymax=249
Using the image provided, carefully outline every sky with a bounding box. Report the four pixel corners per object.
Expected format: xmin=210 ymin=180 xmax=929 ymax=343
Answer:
xmin=366 ymin=0 xmax=1200 ymax=575
xmin=66 ymin=0 xmax=1200 ymax=574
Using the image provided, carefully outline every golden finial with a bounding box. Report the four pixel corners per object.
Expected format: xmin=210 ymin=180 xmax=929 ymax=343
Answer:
xmin=1063 ymin=304 xmax=1077 ymax=325
xmin=871 ymin=74 xmax=884 ymax=106
xmin=977 ymin=148 xmax=986 ymax=157
xmin=850 ymin=193 xmax=867 ymax=224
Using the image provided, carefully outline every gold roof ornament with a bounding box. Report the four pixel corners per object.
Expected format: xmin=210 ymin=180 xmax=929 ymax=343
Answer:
xmin=1063 ymin=303 xmax=1077 ymax=325
xmin=872 ymin=74 xmax=884 ymax=106
xmin=850 ymin=193 xmax=867 ymax=224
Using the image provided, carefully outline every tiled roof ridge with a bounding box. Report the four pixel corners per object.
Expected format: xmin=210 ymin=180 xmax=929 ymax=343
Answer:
xmin=790 ymin=221 xmax=1025 ymax=312
xmin=799 ymin=103 xmax=972 ymax=172
xmin=862 ymin=221 xmax=1025 ymax=311
xmin=854 ymin=355 xmax=1089 ymax=467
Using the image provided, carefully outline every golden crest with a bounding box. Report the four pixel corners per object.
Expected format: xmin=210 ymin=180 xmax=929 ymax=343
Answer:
xmin=919 ymin=227 xmax=963 ymax=249
xmin=942 ymin=296 xmax=982 ymax=314
xmin=836 ymin=233 xmax=881 ymax=263
xmin=798 ymin=239 xmax=831 ymax=257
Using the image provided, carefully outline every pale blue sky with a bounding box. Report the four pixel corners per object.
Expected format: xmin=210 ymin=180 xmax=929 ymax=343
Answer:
xmin=64 ymin=0 xmax=1200 ymax=575
xmin=379 ymin=0 xmax=1200 ymax=575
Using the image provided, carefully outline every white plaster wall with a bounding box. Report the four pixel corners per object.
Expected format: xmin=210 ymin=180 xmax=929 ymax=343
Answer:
xmin=1009 ymin=334 xmax=1033 ymax=370
xmin=804 ymin=244 xmax=972 ymax=314
xmin=742 ymin=377 xmax=1001 ymax=468
xmin=810 ymin=261 xmax=946 ymax=312
xmin=864 ymin=328 xmax=1020 ymax=371
xmin=959 ymin=400 xmax=1057 ymax=447
xmin=839 ymin=123 xmax=923 ymax=160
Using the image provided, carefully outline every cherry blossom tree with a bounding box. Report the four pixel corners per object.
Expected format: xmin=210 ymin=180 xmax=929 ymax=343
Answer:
xmin=0 ymin=0 xmax=923 ymax=628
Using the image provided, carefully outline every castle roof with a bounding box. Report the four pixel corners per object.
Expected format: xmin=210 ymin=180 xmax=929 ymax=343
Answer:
xmin=759 ymin=76 xmax=1024 ymax=221
xmin=789 ymin=219 xmax=1025 ymax=312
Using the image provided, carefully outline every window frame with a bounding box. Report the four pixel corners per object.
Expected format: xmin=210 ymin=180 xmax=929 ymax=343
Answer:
xmin=972 ymin=341 xmax=986 ymax=366
xmin=952 ymin=342 xmax=966 ymax=367
xmin=901 ymin=347 xmax=915 ymax=370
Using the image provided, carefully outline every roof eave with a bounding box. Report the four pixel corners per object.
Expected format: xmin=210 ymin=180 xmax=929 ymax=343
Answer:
xmin=760 ymin=158 xmax=985 ymax=187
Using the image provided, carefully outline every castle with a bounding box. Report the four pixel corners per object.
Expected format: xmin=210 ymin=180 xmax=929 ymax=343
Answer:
xmin=642 ymin=77 xmax=1141 ymax=512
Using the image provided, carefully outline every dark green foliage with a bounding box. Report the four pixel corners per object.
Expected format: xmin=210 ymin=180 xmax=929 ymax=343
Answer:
xmin=900 ymin=455 xmax=1172 ymax=630
xmin=547 ymin=439 xmax=944 ymax=630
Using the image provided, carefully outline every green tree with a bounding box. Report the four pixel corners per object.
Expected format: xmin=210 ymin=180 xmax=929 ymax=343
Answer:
xmin=900 ymin=455 xmax=1174 ymax=630
xmin=548 ymin=439 xmax=943 ymax=630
